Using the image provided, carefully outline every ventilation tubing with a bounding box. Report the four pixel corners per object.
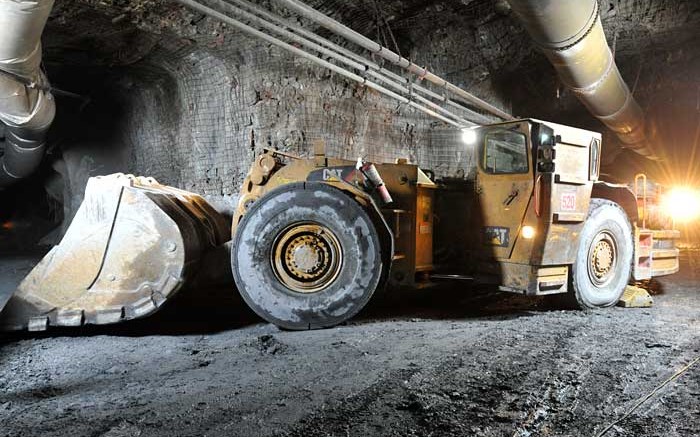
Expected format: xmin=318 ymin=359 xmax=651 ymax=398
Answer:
xmin=0 ymin=0 xmax=56 ymax=188
xmin=507 ymin=0 xmax=655 ymax=158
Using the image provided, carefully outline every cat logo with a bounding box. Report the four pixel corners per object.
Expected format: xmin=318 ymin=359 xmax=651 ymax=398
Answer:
xmin=483 ymin=226 xmax=510 ymax=247
xmin=322 ymin=168 xmax=344 ymax=181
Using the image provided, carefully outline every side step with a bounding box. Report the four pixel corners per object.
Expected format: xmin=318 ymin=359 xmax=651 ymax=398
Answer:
xmin=633 ymin=228 xmax=680 ymax=280
xmin=0 ymin=174 xmax=229 ymax=331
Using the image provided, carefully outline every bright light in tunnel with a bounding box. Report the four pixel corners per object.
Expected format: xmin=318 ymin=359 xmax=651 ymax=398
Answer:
xmin=661 ymin=187 xmax=700 ymax=222
xmin=461 ymin=128 xmax=478 ymax=145
xmin=521 ymin=226 xmax=536 ymax=239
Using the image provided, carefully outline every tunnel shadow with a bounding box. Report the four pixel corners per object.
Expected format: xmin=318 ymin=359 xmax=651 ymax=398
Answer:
xmin=643 ymin=278 xmax=667 ymax=296
xmin=0 ymin=284 xmax=261 ymax=341
xmin=0 ymin=241 xmax=563 ymax=341
xmin=354 ymin=281 xmax=555 ymax=326
xmin=0 ymin=281 xmax=564 ymax=342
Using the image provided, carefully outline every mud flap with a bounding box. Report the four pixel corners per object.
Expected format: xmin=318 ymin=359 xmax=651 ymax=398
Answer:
xmin=0 ymin=174 xmax=229 ymax=331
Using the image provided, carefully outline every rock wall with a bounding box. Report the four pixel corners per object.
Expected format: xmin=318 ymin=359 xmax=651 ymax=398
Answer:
xmin=39 ymin=0 xmax=700 ymax=201
xmin=44 ymin=0 xmax=529 ymax=200
xmin=118 ymin=38 xmax=442 ymax=196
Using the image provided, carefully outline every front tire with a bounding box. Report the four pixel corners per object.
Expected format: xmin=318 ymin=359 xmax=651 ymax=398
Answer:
xmin=570 ymin=199 xmax=633 ymax=308
xmin=231 ymin=182 xmax=385 ymax=330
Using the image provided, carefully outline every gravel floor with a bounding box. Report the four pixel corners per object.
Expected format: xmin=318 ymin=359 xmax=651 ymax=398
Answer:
xmin=1 ymin=262 xmax=698 ymax=437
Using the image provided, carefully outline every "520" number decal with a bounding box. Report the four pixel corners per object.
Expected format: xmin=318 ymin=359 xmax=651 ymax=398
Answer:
xmin=560 ymin=192 xmax=577 ymax=211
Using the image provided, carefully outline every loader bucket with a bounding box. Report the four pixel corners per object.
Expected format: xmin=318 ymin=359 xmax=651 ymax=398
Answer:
xmin=0 ymin=173 xmax=229 ymax=331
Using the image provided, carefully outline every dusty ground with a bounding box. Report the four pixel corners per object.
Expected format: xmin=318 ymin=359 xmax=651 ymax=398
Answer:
xmin=1 ymin=257 xmax=698 ymax=437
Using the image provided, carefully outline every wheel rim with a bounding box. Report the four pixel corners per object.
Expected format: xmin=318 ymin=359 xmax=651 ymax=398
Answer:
xmin=587 ymin=230 xmax=618 ymax=288
xmin=271 ymin=222 xmax=343 ymax=293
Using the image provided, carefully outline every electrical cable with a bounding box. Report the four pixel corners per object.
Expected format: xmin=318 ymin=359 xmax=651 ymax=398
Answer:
xmin=595 ymin=355 xmax=700 ymax=437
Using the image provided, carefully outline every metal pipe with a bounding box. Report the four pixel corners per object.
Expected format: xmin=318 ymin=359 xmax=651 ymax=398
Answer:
xmin=226 ymin=0 xmax=493 ymax=124
xmin=213 ymin=0 xmax=472 ymax=126
xmin=227 ymin=0 xmax=377 ymax=71
xmin=506 ymin=0 xmax=653 ymax=157
xmin=0 ymin=0 xmax=56 ymax=188
xmin=275 ymin=0 xmax=514 ymax=121
xmin=176 ymin=0 xmax=461 ymax=127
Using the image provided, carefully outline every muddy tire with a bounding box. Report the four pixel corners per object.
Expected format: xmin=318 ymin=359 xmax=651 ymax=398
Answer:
xmin=231 ymin=182 xmax=385 ymax=330
xmin=569 ymin=199 xmax=633 ymax=308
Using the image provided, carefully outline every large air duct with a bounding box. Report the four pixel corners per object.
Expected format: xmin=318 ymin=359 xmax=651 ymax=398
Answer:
xmin=506 ymin=0 xmax=654 ymax=158
xmin=0 ymin=0 xmax=56 ymax=189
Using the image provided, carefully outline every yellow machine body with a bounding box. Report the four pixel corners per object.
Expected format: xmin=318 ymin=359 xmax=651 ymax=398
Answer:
xmin=233 ymin=119 xmax=680 ymax=295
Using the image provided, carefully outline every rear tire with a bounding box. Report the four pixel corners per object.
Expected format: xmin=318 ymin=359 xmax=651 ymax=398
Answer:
xmin=231 ymin=182 xmax=385 ymax=330
xmin=570 ymin=199 xmax=633 ymax=308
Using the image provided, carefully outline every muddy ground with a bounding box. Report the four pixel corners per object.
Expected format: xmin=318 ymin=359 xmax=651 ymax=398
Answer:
xmin=1 ymin=257 xmax=698 ymax=437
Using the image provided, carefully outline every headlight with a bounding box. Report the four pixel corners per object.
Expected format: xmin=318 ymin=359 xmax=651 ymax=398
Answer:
xmin=461 ymin=128 xmax=478 ymax=145
xmin=661 ymin=186 xmax=700 ymax=222
xmin=521 ymin=225 xmax=536 ymax=239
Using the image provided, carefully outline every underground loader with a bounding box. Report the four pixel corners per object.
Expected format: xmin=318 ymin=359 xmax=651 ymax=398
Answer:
xmin=0 ymin=119 xmax=681 ymax=332
xmin=229 ymin=119 xmax=680 ymax=329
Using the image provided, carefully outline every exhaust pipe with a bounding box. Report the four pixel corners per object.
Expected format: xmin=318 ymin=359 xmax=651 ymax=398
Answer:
xmin=506 ymin=0 xmax=654 ymax=158
xmin=0 ymin=0 xmax=56 ymax=188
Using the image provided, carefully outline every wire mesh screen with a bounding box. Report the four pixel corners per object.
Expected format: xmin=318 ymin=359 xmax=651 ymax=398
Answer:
xmin=422 ymin=127 xmax=477 ymax=180
xmin=45 ymin=0 xmax=700 ymax=199
xmin=118 ymin=31 xmax=481 ymax=197
xmin=109 ymin=0 xmax=700 ymax=194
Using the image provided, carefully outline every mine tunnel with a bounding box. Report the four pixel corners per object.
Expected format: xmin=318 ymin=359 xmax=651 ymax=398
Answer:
xmin=1 ymin=1 xmax=699 ymax=436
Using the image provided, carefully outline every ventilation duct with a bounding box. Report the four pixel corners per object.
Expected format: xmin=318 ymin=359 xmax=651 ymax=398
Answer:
xmin=0 ymin=0 xmax=56 ymax=189
xmin=506 ymin=0 xmax=655 ymax=158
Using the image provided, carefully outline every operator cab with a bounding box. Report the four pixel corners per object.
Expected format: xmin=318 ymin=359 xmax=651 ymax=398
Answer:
xmin=434 ymin=119 xmax=602 ymax=292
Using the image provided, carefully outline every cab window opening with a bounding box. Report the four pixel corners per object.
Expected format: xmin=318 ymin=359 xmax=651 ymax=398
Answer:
xmin=481 ymin=129 xmax=529 ymax=175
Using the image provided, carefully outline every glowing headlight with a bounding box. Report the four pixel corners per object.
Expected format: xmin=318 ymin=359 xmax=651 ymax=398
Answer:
xmin=461 ymin=128 xmax=478 ymax=145
xmin=521 ymin=225 xmax=536 ymax=239
xmin=661 ymin=186 xmax=700 ymax=222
